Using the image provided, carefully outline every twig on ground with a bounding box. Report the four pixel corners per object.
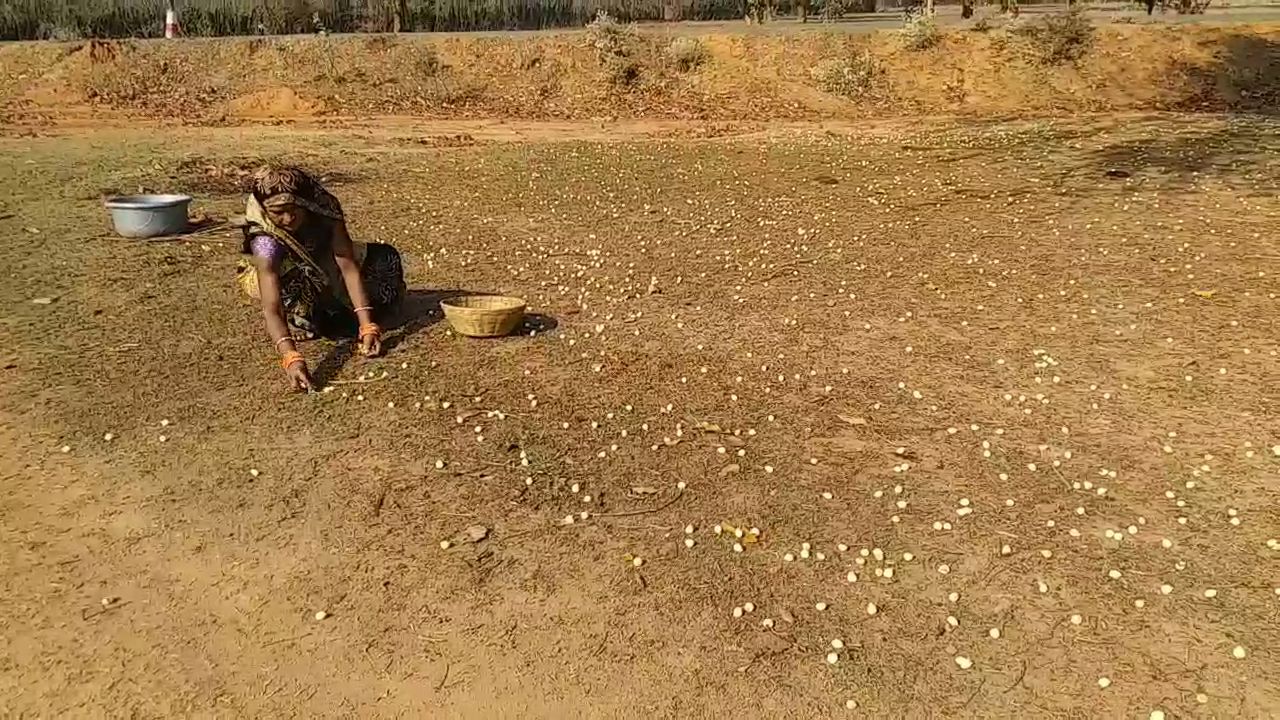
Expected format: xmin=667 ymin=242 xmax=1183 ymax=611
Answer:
xmin=1005 ymin=659 xmax=1028 ymax=693
xmin=96 ymin=225 xmax=240 ymax=244
xmin=920 ymin=542 xmax=966 ymax=557
xmin=1049 ymin=464 xmax=1073 ymax=491
xmin=263 ymin=632 xmax=312 ymax=647
xmin=590 ymin=632 xmax=610 ymax=657
xmin=492 ymin=621 xmax=518 ymax=646
xmin=961 ymin=677 xmax=988 ymax=708
xmin=81 ymin=602 xmax=128 ymax=621
xmin=434 ymin=660 xmax=452 ymax=691
xmin=595 ymin=487 xmax=685 ymax=517
xmin=326 ymin=375 xmax=387 ymax=386
xmin=372 ymin=482 xmax=390 ymax=517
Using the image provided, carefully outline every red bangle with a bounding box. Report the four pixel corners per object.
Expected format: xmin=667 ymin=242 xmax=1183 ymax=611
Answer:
xmin=281 ymin=351 xmax=305 ymax=370
xmin=358 ymin=322 xmax=381 ymax=339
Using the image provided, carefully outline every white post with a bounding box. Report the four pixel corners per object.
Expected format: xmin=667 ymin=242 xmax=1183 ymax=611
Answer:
xmin=164 ymin=1 xmax=179 ymax=38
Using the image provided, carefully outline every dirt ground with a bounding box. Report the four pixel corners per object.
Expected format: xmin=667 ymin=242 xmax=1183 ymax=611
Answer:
xmin=1 ymin=113 xmax=1278 ymax=718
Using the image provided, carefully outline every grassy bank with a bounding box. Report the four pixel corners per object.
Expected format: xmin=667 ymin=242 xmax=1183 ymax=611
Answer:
xmin=1 ymin=20 xmax=1278 ymax=122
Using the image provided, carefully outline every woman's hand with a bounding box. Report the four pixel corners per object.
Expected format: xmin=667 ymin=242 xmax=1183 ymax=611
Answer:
xmin=285 ymin=361 xmax=315 ymax=391
xmin=360 ymin=332 xmax=383 ymax=358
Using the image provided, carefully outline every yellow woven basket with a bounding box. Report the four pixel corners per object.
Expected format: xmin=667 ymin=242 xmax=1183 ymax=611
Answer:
xmin=440 ymin=295 xmax=526 ymax=338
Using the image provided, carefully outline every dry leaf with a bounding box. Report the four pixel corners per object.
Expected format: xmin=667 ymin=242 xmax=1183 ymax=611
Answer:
xmin=837 ymin=414 xmax=868 ymax=426
xmin=1192 ymin=290 xmax=1216 ymax=299
xmin=630 ymin=486 xmax=659 ymax=496
xmin=719 ymin=463 xmax=741 ymax=476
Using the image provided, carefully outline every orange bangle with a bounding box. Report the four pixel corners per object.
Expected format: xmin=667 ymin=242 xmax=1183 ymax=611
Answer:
xmin=281 ymin=351 xmax=305 ymax=370
xmin=358 ymin=322 xmax=381 ymax=339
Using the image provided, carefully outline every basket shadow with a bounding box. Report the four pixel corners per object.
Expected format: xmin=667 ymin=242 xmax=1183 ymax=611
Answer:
xmin=518 ymin=313 xmax=558 ymax=335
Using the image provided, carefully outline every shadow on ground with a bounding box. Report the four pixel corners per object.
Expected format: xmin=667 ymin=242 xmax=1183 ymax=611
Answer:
xmin=309 ymin=289 xmax=557 ymax=386
xmin=1083 ymin=117 xmax=1280 ymax=191
xmin=1052 ymin=36 xmax=1280 ymax=194
xmin=521 ymin=313 xmax=558 ymax=335
xmin=1179 ymin=33 xmax=1280 ymax=113
xmin=309 ymin=288 xmax=462 ymax=386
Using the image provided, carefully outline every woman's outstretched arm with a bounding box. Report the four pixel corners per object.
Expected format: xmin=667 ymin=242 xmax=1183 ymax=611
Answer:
xmin=331 ymin=222 xmax=383 ymax=357
xmin=253 ymin=250 xmax=313 ymax=391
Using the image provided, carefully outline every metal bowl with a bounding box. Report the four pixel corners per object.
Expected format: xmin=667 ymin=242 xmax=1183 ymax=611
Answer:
xmin=104 ymin=194 xmax=192 ymax=238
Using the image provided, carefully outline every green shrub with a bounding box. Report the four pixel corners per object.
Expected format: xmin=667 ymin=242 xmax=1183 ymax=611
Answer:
xmin=604 ymin=56 xmax=642 ymax=87
xmin=811 ymin=51 xmax=880 ymax=99
xmin=585 ymin=10 xmax=636 ymax=59
xmin=1015 ymin=5 xmax=1094 ymax=65
xmin=821 ymin=0 xmax=852 ymax=22
xmin=1175 ymin=0 xmax=1214 ymax=14
xmin=902 ymin=15 xmax=942 ymax=50
xmin=585 ymin=11 xmax=645 ymax=88
xmin=666 ymin=36 xmax=708 ymax=72
xmin=970 ymin=11 xmax=998 ymax=32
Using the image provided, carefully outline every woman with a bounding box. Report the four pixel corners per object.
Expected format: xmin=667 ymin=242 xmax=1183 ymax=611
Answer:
xmin=236 ymin=166 xmax=406 ymax=391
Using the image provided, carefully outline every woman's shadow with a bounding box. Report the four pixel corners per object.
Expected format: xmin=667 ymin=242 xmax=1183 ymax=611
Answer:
xmin=309 ymin=289 xmax=557 ymax=387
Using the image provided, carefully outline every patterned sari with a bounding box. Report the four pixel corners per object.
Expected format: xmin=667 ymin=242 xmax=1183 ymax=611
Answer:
xmin=235 ymin=166 xmax=405 ymax=339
